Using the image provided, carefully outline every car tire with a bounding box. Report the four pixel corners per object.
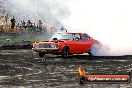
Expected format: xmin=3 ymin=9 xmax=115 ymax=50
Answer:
xmin=88 ymin=45 xmax=94 ymax=56
xmin=88 ymin=51 xmax=93 ymax=56
xmin=39 ymin=52 xmax=45 ymax=57
xmin=88 ymin=44 xmax=101 ymax=56
xmin=62 ymin=47 xmax=69 ymax=58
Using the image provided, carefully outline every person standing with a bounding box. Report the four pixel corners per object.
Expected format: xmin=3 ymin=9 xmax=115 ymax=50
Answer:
xmin=10 ymin=16 xmax=16 ymax=31
xmin=60 ymin=26 xmax=67 ymax=32
xmin=5 ymin=14 xmax=9 ymax=23
xmin=27 ymin=20 xmax=32 ymax=33
xmin=22 ymin=20 xmax=26 ymax=33
xmin=19 ymin=21 xmax=23 ymax=34
xmin=38 ymin=20 xmax=43 ymax=32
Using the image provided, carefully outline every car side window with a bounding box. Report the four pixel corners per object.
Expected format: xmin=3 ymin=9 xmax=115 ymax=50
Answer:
xmin=74 ymin=34 xmax=81 ymax=40
xmin=82 ymin=34 xmax=90 ymax=40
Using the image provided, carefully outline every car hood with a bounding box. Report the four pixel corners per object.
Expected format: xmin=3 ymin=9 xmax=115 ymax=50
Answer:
xmin=34 ymin=39 xmax=71 ymax=44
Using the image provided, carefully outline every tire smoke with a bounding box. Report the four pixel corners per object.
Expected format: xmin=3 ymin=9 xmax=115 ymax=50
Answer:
xmin=63 ymin=0 xmax=132 ymax=56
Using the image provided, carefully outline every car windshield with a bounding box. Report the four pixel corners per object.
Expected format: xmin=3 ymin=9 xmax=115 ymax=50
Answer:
xmin=53 ymin=33 xmax=74 ymax=40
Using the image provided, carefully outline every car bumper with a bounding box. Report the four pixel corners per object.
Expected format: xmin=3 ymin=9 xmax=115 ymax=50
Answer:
xmin=32 ymin=48 xmax=59 ymax=53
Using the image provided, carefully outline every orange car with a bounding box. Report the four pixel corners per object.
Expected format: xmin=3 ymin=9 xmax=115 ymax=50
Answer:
xmin=32 ymin=32 xmax=100 ymax=58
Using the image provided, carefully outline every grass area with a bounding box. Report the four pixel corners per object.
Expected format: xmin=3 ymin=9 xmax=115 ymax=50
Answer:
xmin=0 ymin=33 xmax=53 ymax=44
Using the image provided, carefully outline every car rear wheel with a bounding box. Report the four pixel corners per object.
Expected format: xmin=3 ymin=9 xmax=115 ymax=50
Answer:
xmin=62 ymin=47 xmax=69 ymax=58
xmin=88 ymin=44 xmax=101 ymax=56
xmin=88 ymin=51 xmax=93 ymax=56
xmin=88 ymin=46 xmax=94 ymax=56
xmin=88 ymin=44 xmax=96 ymax=56
xmin=39 ymin=52 xmax=45 ymax=57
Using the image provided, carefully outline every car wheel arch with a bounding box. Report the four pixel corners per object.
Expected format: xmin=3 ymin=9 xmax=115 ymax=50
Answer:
xmin=39 ymin=52 xmax=45 ymax=57
xmin=62 ymin=45 xmax=69 ymax=58
xmin=88 ymin=43 xmax=101 ymax=56
xmin=62 ymin=45 xmax=69 ymax=52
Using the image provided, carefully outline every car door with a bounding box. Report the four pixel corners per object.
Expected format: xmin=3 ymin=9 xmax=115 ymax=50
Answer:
xmin=80 ymin=33 xmax=92 ymax=53
xmin=70 ymin=33 xmax=87 ymax=53
xmin=68 ymin=33 xmax=82 ymax=54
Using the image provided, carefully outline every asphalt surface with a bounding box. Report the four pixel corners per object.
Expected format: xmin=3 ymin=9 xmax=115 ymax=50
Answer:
xmin=0 ymin=50 xmax=132 ymax=88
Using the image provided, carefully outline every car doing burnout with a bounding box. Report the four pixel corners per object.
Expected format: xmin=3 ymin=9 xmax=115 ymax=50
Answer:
xmin=32 ymin=32 xmax=100 ymax=58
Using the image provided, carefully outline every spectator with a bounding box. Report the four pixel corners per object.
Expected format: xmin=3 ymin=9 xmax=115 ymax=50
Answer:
xmin=19 ymin=21 xmax=23 ymax=34
xmin=38 ymin=20 xmax=43 ymax=32
xmin=22 ymin=20 xmax=26 ymax=32
xmin=10 ymin=16 xmax=16 ymax=30
xmin=60 ymin=26 xmax=67 ymax=32
xmin=33 ymin=23 xmax=36 ymax=32
xmin=5 ymin=14 xmax=9 ymax=23
xmin=60 ymin=26 xmax=65 ymax=31
xmin=27 ymin=20 xmax=31 ymax=27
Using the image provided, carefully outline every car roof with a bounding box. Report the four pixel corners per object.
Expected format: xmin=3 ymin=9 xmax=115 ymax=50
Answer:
xmin=57 ymin=32 xmax=85 ymax=34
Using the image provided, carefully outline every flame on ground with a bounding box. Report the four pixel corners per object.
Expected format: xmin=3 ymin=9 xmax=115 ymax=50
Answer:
xmin=78 ymin=65 xmax=86 ymax=76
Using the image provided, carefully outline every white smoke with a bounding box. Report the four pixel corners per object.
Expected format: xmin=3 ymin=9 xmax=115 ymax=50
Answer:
xmin=5 ymin=0 xmax=72 ymax=26
xmin=62 ymin=0 xmax=132 ymax=56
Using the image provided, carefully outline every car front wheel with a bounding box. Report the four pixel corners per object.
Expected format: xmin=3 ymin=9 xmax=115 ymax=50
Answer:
xmin=39 ymin=52 xmax=45 ymax=57
xmin=62 ymin=47 xmax=69 ymax=58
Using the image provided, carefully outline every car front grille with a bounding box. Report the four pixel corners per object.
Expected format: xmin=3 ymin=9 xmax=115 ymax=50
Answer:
xmin=38 ymin=44 xmax=52 ymax=48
